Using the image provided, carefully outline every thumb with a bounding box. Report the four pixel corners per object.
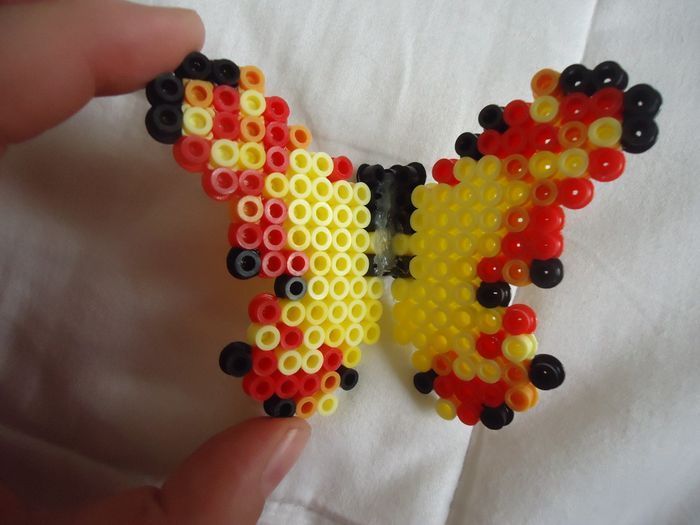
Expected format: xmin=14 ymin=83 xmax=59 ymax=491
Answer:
xmin=62 ymin=418 xmax=310 ymax=525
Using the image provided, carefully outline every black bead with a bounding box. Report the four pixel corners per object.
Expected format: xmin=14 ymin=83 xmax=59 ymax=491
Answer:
xmin=530 ymin=258 xmax=564 ymax=289
xmin=175 ymin=51 xmax=212 ymax=80
xmin=478 ymin=104 xmax=507 ymax=132
xmin=209 ymin=59 xmax=240 ymax=86
xmin=413 ymin=370 xmax=438 ymax=394
xmin=592 ymin=61 xmax=629 ymax=91
xmin=263 ymin=395 xmax=296 ymax=418
xmin=454 ymin=132 xmax=483 ymax=159
xmin=226 ymin=248 xmax=261 ymax=279
xmin=621 ymin=117 xmax=658 ymax=154
xmin=338 ymin=365 xmax=359 ymax=391
xmin=145 ymin=104 xmax=182 ymax=144
xmin=407 ymin=162 xmax=428 ymax=186
xmin=219 ymin=341 xmax=252 ymax=377
xmin=529 ymin=354 xmax=565 ymax=390
xmin=559 ymin=64 xmax=594 ymax=95
xmin=623 ymin=84 xmax=662 ymax=118
xmin=273 ymin=274 xmax=307 ymax=300
xmin=146 ymin=73 xmax=184 ymax=105
xmin=357 ymin=164 xmax=384 ymax=189
xmin=476 ymin=281 xmax=511 ymax=308
xmin=480 ymin=404 xmax=513 ymax=430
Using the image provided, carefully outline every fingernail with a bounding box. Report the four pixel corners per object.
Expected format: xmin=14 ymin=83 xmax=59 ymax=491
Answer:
xmin=261 ymin=427 xmax=309 ymax=493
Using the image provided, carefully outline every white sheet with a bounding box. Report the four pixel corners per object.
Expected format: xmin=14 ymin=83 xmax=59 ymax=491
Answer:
xmin=0 ymin=1 xmax=698 ymax=524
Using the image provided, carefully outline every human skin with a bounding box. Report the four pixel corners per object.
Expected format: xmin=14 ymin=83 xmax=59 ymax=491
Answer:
xmin=0 ymin=1 xmax=310 ymax=523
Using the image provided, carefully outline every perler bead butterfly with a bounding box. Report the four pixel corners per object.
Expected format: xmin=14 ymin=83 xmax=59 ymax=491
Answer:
xmin=144 ymin=52 xmax=661 ymax=429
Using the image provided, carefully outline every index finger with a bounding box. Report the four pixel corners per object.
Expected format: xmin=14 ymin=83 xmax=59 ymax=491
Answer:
xmin=0 ymin=0 xmax=205 ymax=150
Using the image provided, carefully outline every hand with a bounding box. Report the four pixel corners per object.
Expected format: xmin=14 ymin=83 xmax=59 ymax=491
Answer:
xmin=0 ymin=1 xmax=311 ymax=523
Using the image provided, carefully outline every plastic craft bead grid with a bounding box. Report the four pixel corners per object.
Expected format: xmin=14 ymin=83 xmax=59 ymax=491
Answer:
xmin=144 ymin=52 xmax=661 ymax=429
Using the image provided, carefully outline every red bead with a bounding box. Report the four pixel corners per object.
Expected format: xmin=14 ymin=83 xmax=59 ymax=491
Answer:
xmin=501 ymin=232 xmax=531 ymax=260
xmin=434 ymin=375 xmax=456 ymax=399
xmin=228 ymin=222 xmax=263 ymax=249
xmin=278 ymin=323 xmax=303 ymax=350
xmin=528 ymin=205 xmax=565 ymax=233
xmin=588 ymin=148 xmax=626 ymax=182
xmin=432 ymin=158 xmax=458 ymax=185
xmin=263 ymin=96 xmax=290 ymax=122
xmin=173 ymin=135 xmax=210 ymax=172
xmin=201 ymin=167 xmax=238 ymax=201
xmin=297 ymin=372 xmax=321 ymax=397
xmin=476 ymin=331 xmax=505 ymax=359
xmin=503 ymin=99 xmax=532 ymax=127
xmin=262 ymin=224 xmax=286 ymax=251
xmin=212 ymin=111 xmax=240 ymax=140
xmin=528 ymin=231 xmax=563 ymax=259
xmin=502 ymin=304 xmax=537 ymax=334
xmin=238 ymin=170 xmax=264 ymax=196
xmin=590 ymin=87 xmax=623 ymax=119
xmin=264 ymin=146 xmax=289 ymax=174
xmin=263 ymin=121 xmax=290 ymax=149
xmin=477 ymin=256 xmax=507 ymax=283
xmin=481 ymin=381 xmax=507 ymax=408
xmin=260 ymin=251 xmax=286 ymax=278
xmin=213 ymin=85 xmax=240 ymax=112
xmin=286 ymin=251 xmax=309 ymax=276
xmin=252 ymin=348 xmax=278 ymax=376
xmin=247 ymin=373 xmax=275 ymax=401
xmin=455 ymin=379 xmax=479 ymax=403
xmin=477 ymin=130 xmax=502 ymax=156
xmin=501 ymin=127 xmax=529 ymax=156
xmin=320 ymin=345 xmax=343 ymax=370
xmin=457 ymin=401 xmax=481 ymax=426
xmin=529 ymin=123 xmax=560 ymax=152
xmin=273 ymin=372 xmax=299 ymax=399
xmin=329 ymin=156 xmax=354 ymax=182
xmin=560 ymin=92 xmax=592 ymax=123
xmin=248 ymin=293 xmax=281 ymax=324
xmin=557 ymin=177 xmax=594 ymax=209
xmin=263 ymin=198 xmax=288 ymax=224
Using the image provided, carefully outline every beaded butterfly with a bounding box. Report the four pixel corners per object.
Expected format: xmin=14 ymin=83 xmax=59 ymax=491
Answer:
xmin=144 ymin=52 xmax=661 ymax=429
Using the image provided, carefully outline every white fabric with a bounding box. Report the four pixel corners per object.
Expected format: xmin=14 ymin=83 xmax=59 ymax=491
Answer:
xmin=1 ymin=1 xmax=698 ymax=524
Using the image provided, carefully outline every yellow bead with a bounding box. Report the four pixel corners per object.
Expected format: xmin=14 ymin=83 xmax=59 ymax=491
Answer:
xmin=588 ymin=117 xmax=622 ymax=147
xmin=275 ymin=349 xmax=302 ymax=375
xmin=351 ymin=253 xmax=369 ymax=276
xmin=331 ymin=230 xmax=353 ymax=253
xmin=311 ymin=202 xmax=333 ymax=226
xmin=329 ymin=277 xmax=350 ymax=300
xmin=311 ymin=152 xmax=334 ymax=178
xmin=289 ymin=173 xmax=312 ymax=199
xmin=435 ymin=399 xmax=457 ymax=420
xmin=239 ymin=142 xmax=265 ymax=169
xmin=324 ymin=324 xmax=346 ymax=347
xmin=280 ymin=300 xmax=305 ymax=326
xmin=288 ymin=199 xmax=312 ymax=225
xmin=240 ymin=89 xmax=266 ymax=117
xmin=332 ymin=180 xmax=354 ymax=204
xmin=342 ymin=346 xmax=362 ymax=367
xmin=363 ymin=322 xmax=380 ymax=344
xmin=353 ymin=182 xmax=371 ymax=205
xmin=309 ymin=252 xmax=331 ymax=276
xmin=476 ymin=359 xmax=502 ymax=384
xmin=210 ymin=139 xmax=239 ymax=168
xmin=528 ymin=151 xmax=558 ymax=179
xmin=289 ymin=149 xmax=312 ymax=174
xmin=411 ymin=350 xmax=433 ymax=372
xmin=183 ymin=106 xmax=213 ymax=136
xmin=263 ymin=172 xmax=289 ymax=198
xmin=307 ymin=355 xmax=333 ymax=387
xmin=333 ymin=204 xmax=353 ymax=228
xmin=286 ymin=225 xmax=311 ymax=251
xmin=303 ymin=325 xmax=325 ymax=349
xmin=315 ymin=392 xmax=339 ymax=416
xmin=310 ymin=177 xmax=333 ymax=202
xmin=246 ymin=323 xmax=280 ymax=351
xmin=502 ymin=334 xmax=536 ymax=363
xmin=331 ymin=252 xmax=352 ymax=275
xmin=351 ymin=229 xmax=371 ymax=253
xmin=352 ymin=206 xmax=371 ymax=229
xmin=348 ymin=276 xmax=368 ymax=299
xmin=454 ymin=157 xmax=477 ymax=182
xmin=530 ymin=95 xmax=559 ymax=123
xmin=476 ymin=155 xmax=502 ymax=180
xmin=366 ymin=277 xmax=384 ymax=299
xmin=307 ymin=276 xmax=329 ymax=300
xmin=453 ymin=356 xmax=477 ymax=381
xmin=345 ymin=323 xmax=364 ymax=347
xmin=558 ymin=148 xmax=589 ymax=178
xmin=391 ymin=278 xmax=410 ymax=301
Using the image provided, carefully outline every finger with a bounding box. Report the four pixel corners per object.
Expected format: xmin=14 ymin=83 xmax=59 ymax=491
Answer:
xmin=0 ymin=0 xmax=204 ymax=147
xmin=58 ymin=418 xmax=310 ymax=525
